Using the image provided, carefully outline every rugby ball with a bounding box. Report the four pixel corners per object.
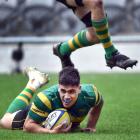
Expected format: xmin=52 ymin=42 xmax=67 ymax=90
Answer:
xmin=43 ymin=108 xmax=71 ymax=130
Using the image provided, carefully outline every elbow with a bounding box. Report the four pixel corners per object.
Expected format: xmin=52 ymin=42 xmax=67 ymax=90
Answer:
xmin=23 ymin=122 xmax=32 ymax=133
xmin=23 ymin=123 xmax=29 ymax=132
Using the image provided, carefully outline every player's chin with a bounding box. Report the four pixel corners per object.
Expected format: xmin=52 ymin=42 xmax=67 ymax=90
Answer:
xmin=62 ymin=102 xmax=72 ymax=108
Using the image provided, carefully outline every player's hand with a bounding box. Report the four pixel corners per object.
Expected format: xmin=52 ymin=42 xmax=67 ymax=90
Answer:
xmin=49 ymin=122 xmax=72 ymax=134
xmin=80 ymin=127 xmax=96 ymax=133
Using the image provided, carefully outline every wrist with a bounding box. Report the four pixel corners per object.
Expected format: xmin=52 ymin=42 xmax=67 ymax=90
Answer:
xmin=37 ymin=127 xmax=51 ymax=134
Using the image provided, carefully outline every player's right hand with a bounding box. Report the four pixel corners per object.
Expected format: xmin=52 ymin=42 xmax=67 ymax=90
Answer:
xmin=49 ymin=122 xmax=72 ymax=134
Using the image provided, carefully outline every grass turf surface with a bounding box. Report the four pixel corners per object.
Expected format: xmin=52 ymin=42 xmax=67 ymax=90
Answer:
xmin=0 ymin=73 xmax=140 ymax=140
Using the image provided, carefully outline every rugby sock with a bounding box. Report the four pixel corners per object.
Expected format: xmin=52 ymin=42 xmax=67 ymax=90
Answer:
xmin=6 ymin=87 xmax=34 ymax=113
xmin=92 ymin=17 xmax=117 ymax=59
xmin=59 ymin=30 xmax=95 ymax=56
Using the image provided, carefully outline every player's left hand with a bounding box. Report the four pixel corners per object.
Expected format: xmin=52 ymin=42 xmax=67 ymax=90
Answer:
xmin=80 ymin=127 xmax=96 ymax=133
xmin=61 ymin=122 xmax=72 ymax=133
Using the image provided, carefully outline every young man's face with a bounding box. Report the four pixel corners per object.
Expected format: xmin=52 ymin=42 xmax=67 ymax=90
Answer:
xmin=59 ymin=84 xmax=81 ymax=109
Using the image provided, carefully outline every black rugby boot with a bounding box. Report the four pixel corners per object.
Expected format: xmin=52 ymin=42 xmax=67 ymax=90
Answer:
xmin=106 ymin=51 xmax=138 ymax=70
xmin=53 ymin=43 xmax=74 ymax=68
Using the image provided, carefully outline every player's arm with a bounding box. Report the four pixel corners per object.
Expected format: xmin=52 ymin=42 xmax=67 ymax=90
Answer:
xmin=23 ymin=92 xmax=71 ymax=134
xmin=86 ymin=95 xmax=104 ymax=132
xmin=23 ymin=116 xmax=50 ymax=133
xmin=24 ymin=116 xmax=71 ymax=134
xmin=82 ymin=87 xmax=104 ymax=133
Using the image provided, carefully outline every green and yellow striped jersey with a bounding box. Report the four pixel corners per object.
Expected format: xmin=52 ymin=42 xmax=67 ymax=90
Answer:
xmin=28 ymin=84 xmax=101 ymax=124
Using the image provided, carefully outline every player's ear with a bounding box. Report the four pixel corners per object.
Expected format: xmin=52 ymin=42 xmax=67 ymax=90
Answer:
xmin=78 ymin=85 xmax=81 ymax=93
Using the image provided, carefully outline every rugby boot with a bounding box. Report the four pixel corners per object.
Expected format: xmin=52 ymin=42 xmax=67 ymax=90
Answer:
xmin=106 ymin=51 xmax=138 ymax=70
xmin=24 ymin=67 xmax=49 ymax=89
xmin=53 ymin=43 xmax=74 ymax=68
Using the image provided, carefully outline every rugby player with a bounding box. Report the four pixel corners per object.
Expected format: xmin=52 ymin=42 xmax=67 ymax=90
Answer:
xmin=0 ymin=67 xmax=103 ymax=133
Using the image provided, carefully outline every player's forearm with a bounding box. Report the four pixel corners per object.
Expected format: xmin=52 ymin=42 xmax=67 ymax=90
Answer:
xmin=23 ymin=117 xmax=51 ymax=133
xmin=23 ymin=122 xmax=50 ymax=133
xmin=87 ymin=99 xmax=104 ymax=129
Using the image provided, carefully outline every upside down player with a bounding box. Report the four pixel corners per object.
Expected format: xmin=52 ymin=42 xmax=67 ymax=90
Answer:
xmin=53 ymin=0 xmax=138 ymax=69
xmin=0 ymin=66 xmax=103 ymax=133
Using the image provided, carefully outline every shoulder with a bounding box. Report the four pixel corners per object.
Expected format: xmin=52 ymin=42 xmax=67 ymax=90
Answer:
xmin=33 ymin=85 xmax=59 ymax=106
xmin=39 ymin=84 xmax=57 ymax=96
xmin=43 ymin=84 xmax=59 ymax=94
xmin=81 ymin=84 xmax=96 ymax=96
xmin=80 ymin=84 xmax=101 ymax=106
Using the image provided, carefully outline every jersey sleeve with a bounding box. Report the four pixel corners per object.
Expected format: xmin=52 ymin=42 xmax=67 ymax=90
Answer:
xmin=92 ymin=85 xmax=102 ymax=106
xmin=28 ymin=92 xmax=52 ymax=123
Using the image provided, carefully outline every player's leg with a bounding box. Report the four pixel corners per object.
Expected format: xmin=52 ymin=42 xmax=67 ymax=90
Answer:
xmin=53 ymin=3 xmax=100 ymax=68
xmin=54 ymin=0 xmax=100 ymax=57
xmin=53 ymin=28 xmax=99 ymax=68
xmin=56 ymin=0 xmax=138 ymax=69
xmin=82 ymin=0 xmax=138 ymax=69
xmin=0 ymin=67 xmax=49 ymax=129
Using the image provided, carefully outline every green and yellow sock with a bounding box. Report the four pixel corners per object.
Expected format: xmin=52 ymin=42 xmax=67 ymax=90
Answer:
xmin=92 ymin=18 xmax=117 ymax=59
xmin=59 ymin=30 xmax=95 ymax=56
xmin=6 ymin=87 xmax=35 ymax=113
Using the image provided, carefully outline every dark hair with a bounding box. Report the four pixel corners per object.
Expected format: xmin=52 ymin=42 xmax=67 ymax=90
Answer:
xmin=59 ymin=67 xmax=80 ymax=86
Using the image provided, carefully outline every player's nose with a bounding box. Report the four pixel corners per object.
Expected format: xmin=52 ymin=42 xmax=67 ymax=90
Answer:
xmin=64 ymin=93 xmax=71 ymax=99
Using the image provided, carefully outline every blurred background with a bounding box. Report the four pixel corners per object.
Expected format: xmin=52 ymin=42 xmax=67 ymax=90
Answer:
xmin=0 ymin=0 xmax=139 ymax=73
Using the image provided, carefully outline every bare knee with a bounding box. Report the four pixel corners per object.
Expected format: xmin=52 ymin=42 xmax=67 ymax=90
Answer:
xmin=0 ymin=113 xmax=14 ymax=129
xmin=84 ymin=0 xmax=103 ymax=9
xmin=86 ymin=28 xmax=100 ymax=43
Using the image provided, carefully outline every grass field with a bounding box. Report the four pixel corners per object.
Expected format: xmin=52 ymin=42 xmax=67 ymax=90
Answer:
xmin=0 ymin=73 xmax=140 ymax=140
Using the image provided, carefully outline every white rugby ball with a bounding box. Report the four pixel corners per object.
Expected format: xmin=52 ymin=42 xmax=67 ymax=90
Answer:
xmin=43 ymin=108 xmax=71 ymax=130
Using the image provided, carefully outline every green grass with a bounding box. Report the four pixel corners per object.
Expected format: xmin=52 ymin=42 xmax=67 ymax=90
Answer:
xmin=0 ymin=73 xmax=140 ymax=140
